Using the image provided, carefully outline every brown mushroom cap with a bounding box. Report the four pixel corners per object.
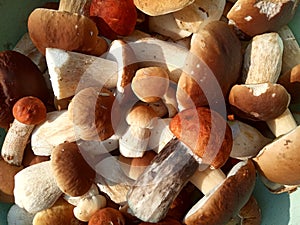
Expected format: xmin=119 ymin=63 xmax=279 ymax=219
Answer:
xmin=176 ymin=20 xmax=242 ymax=109
xmin=132 ymin=66 xmax=170 ymax=103
xmin=28 ymin=8 xmax=99 ymax=55
xmin=0 ymin=158 xmax=23 ymax=202
xmin=0 ymin=50 xmax=49 ymax=128
xmin=227 ymin=0 xmax=297 ymax=37
xmin=68 ymin=87 xmax=116 ymax=141
xmin=51 ymin=141 xmax=96 ymax=197
xmin=229 ymin=83 xmax=291 ymax=121
xmin=253 ymin=125 xmax=300 ymax=185
xmin=169 ymin=107 xmax=233 ymax=169
xmin=88 ymin=207 xmax=125 ymax=225
xmin=12 ymin=96 xmax=47 ymax=125
xmin=184 ymin=160 xmax=256 ymax=225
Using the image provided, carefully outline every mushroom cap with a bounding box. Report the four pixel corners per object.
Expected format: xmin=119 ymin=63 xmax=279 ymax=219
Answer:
xmin=68 ymin=87 xmax=116 ymax=141
xmin=0 ymin=50 xmax=49 ymax=128
xmin=126 ymin=105 xmax=158 ymax=129
xmin=184 ymin=160 xmax=256 ymax=225
xmin=12 ymin=96 xmax=47 ymax=125
xmin=253 ymin=125 xmax=300 ymax=185
xmin=132 ymin=66 xmax=170 ymax=103
xmin=229 ymin=83 xmax=291 ymax=121
xmin=0 ymin=159 xmax=23 ymax=202
xmin=169 ymin=107 xmax=233 ymax=169
xmin=227 ymin=0 xmax=297 ymax=37
xmin=88 ymin=207 xmax=125 ymax=225
xmin=278 ymin=63 xmax=300 ymax=104
xmin=51 ymin=142 xmax=96 ymax=197
xmin=176 ymin=20 xmax=242 ymax=109
xmin=28 ymin=8 xmax=99 ymax=55
xmin=133 ymin=0 xmax=195 ymax=16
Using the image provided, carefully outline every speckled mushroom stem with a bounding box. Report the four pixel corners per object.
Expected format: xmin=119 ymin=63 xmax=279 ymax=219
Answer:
xmin=127 ymin=139 xmax=199 ymax=223
xmin=1 ymin=120 xmax=35 ymax=166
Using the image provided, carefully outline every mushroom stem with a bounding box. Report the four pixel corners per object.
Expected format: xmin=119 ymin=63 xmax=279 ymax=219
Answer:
xmin=189 ymin=167 xmax=226 ymax=195
xmin=46 ymin=48 xmax=118 ymax=100
xmin=1 ymin=120 xmax=35 ymax=166
xmin=266 ymin=108 xmax=297 ymax=137
xmin=58 ymin=0 xmax=92 ymax=15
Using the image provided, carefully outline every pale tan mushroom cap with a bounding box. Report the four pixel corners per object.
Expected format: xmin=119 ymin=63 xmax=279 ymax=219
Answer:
xmin=51 ymin=142 xmax=96 ymax=197
xmin=134 ymin=0 xmax=195 ymax=16
xmin=126 ymin=105 xmax=158 ymax=129
xmin=253 ymin=125 xmax=300 ymax=185
xmin=132 ymin=66 xmax=170 ymax=103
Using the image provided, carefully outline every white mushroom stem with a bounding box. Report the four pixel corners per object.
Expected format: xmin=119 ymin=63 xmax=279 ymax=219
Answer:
xmin=46 ymin=48 xmax=118 ymax=100
xmin=1 ymin=119 xmax=35 ymax=166
xmin=73 ymin=194 xmax=107 ymax=222
xmin=14 ymin=161 xmax=62 ymax=214
xmin=63 ymin=183 xmax=99 ymax=206
xmin=119 ymin=125 xmax=151 ymax=158
xmin=189 ymin=166 xmax=226 ymax=195
xmin=161 ymin=85 xmax=178 ymax=118
xmin=266 ymin=108 xmax=297 ymax=137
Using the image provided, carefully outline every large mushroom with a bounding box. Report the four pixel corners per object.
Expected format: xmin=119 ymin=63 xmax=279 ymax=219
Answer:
xmin=0 ymin=50 xmax=49 ymax=129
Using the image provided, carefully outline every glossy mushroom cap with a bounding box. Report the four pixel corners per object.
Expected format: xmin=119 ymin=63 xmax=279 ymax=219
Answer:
xmin=169 ymin=107 xmax=233 ymax=169
xmin=0 ymin=50 xmax=49 ymax=128
xmin=28 ymin=8 xmax=99 ymax=55
xmin=88 ymin=207 xmax=125 ymax=225
xmin=12 ymin=96 xmax=47 ymax=125
xmin=51 ymin=142 xmax=96 ymax=197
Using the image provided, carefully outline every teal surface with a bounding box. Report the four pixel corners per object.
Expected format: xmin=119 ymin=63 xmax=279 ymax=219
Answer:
xmin=0 ymin=2 xmax=300 ymax=225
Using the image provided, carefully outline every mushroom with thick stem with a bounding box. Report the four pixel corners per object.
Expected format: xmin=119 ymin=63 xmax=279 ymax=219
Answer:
xmin=46 ymin=48 xmax=118 ymax=101
xmin=119 ymin=104 xmax=158 ymax=158
xmin=1 ymin=96 xmax=47 ymax=166
xmin=0 ymin=50 xmax=49 ymax=129
xmin=126 ymin=107 xmax=233 ymax=222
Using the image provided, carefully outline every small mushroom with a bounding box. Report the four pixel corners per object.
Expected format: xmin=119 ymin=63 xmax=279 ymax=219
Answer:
xmin=0 ymin=50 xmax=49 ymax=129
xmin=119 ymin=104 xmax=158 ymax=157
xmin=51 ymin=141 xmax=96 ymax=197
xmin=131 ymin=66 xmax=170 ymax=103
xmin=88 ymin=207 xmax=126 ymax=225
xmin=1 ymin=96 xmax=47 ymax=166
xmin=227 ymin=0 xmax=298 ymax=37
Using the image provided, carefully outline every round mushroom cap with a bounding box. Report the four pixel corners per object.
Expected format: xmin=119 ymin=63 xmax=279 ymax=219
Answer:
xmin=51 ymin=142 xmax=96 ymax=197
xmin=28 ymin=8 xmax=99 ymax=55
xmin=12 ymin=96 xmax=47 ymax=125
xmin=184 ymin=160 xmax=256 ymax=225
xmin=132 ymin=66 xmax=170 ymax=103
xmin=169 ymin=107 xmax=233 ymax=169
xmin=229 ymin=83 xmax=291 ymax=121
xmin=0 ymin=159 xmax=23 ymax=202
xmin=68 ymin=87 xmax=116 ymax=141
xmin=0 ymin=50 xmax=49 ymax=128
xmin=126 ymin=105 xmax=158 ymax=129
xmin=88 ymin=207 xmax=125 ymax=225
xmin=253 ymin=125 xmax=300 ymax=185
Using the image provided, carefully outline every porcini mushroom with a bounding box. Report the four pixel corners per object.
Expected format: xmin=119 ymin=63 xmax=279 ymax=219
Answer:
xmin=1 ymin=96 xmax=47 ymax=166
xmin=0 ymin=50 xmax=49 ymax=129
xmin=51 ymin=141 xmax=96 ymax=197
xmin=88 ymin=207 xmax=125 ymax=225
xmin=126 ymin=107 xmax=233 ymax=222
xmin=119 ymin=104 xmax=158 ymax=158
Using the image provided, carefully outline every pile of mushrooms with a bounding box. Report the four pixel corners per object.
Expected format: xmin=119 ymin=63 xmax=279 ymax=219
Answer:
xmin=1 ymin=0 xmax=300 ymax=224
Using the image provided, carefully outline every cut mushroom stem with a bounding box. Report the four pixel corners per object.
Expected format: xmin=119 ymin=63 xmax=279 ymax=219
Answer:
xmin=46 ymin=48 xmax=118 ymax=100
xmin=1 ymin=96 xmax=47 ymax=166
